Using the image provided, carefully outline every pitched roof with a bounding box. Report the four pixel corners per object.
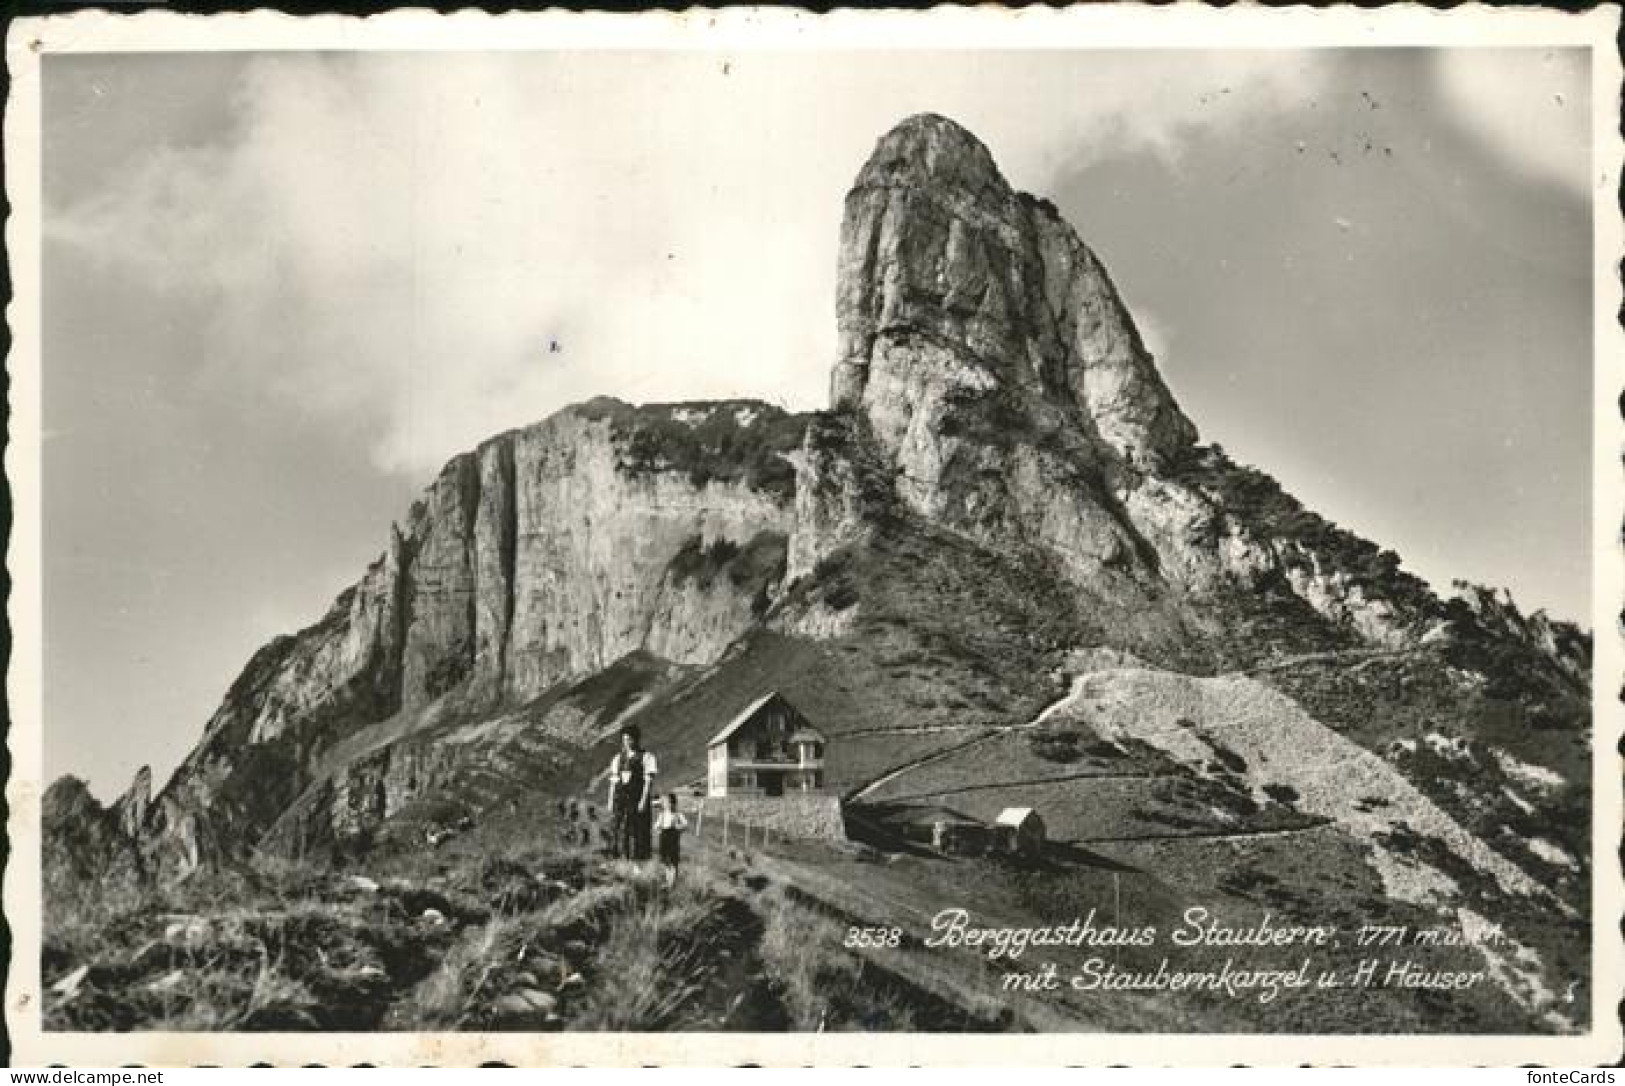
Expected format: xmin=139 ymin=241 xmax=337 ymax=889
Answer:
xmin=708 ymin=691 xmax=786 ymax=747
xmin=889 ymin=804 xmax=981 ymax=827
xmin=995 ymin=807 xmax=1038 ymax=827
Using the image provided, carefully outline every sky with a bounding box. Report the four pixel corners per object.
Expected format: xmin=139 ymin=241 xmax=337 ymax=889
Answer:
xmin=40 ymin=48 xmax=1594 ymax=801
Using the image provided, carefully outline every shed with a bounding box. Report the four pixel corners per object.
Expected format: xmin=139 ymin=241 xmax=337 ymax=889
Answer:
xmin=993 ymin=807 xmax=1046 ymax=857
xmin=932 ymin=820 xmax=992 ymax=857
xmin=890 ymin=805 xmax=990 ymax=857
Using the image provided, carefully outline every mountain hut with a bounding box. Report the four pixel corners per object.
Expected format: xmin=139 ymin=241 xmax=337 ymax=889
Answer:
xmin=706 ymin=691 xmax=826 ymax=797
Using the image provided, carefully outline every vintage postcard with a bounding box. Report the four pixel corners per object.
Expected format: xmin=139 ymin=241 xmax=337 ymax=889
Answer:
xmin=5 ymin=5 xmax=1621 ymax=1067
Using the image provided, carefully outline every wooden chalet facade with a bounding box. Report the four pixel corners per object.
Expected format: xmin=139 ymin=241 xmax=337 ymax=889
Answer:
xmin=707 ymin=691 xmax=827 ymax=797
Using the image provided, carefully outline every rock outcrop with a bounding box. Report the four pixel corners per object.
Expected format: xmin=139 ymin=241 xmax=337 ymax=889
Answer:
xmin=827 ymin=115 xmax=1198 ymax=589
xmin=44 ymin=777 xmax=146 ymax=913
xmin=112 ymin=765 xmax=152 ymax=840
xmin=1445 ymin=581 xmax=1591 ymax=687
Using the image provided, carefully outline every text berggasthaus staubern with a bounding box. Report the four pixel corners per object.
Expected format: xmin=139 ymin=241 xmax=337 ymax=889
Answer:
xmin=912 ymin=906 xmax=1500 ymax=1004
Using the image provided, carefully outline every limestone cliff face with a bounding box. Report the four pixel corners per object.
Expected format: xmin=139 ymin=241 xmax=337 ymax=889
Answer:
xmin=783 ymin=413 xmax=881 ymax=584
xmin=389 ymin=409 xmax=801 ymax=711
xmin=130 ymin=400 xmax=805 ymax=869
xmin=827 ymin=114 xmax=1447 ymax=646
xmin=832 ymin=114 xmax=1195 ymax=471
xmin=502 ymin=407 xmax=796 ymax=698
xmin=1446 ymin=582 xmax=1591 ymax=686
xmin=827 ymin=115 xmax=1196 ymax=588
xmin=1119 ymin=472 xmax=1423 ymax=648
xmin=329 ymin=742 xmax=463 ymax=843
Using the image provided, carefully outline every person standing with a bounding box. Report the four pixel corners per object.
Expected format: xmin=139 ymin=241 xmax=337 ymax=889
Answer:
xmin=606 ymin=725 xmax=658 ymax=860
xmin=655 ymin=793 xmax=689 ymax=888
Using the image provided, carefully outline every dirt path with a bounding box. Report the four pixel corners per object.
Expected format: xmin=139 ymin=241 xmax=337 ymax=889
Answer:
xmin=1236 ymin=647 xmax=1412 ymax=677
xmin=876 ymin=769 xmax=1177 ymax=806
xmin=1072 ymin=817 xmax=1336 ymax=846
xmin=845 ymin=728 xmax=1008 ymax=802
xmin=845 ymin=707 xmax=1072 ymax=803
xmin=833 ymin=722 xmax=992 ymax=738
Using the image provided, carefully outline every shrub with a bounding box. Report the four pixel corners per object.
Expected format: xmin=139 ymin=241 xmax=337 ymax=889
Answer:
xmin=1263 ymin=783 xmax=1300 ymax=806
xmin=1028 ymin=730 xmax=1085 ymax=764
xmin=579 ymin=398 xmax=809 ymax=500
xmin=666 ymin=531 xmax=788 ymax=615
xmin=1168 ymin=444 xmax=1439 ymax=619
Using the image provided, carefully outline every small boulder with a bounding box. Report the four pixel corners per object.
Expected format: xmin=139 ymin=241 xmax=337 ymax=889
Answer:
xmin=491 ymin=987 xmax=559 ymax=1024
xmin=146 ymin=970 xmax=186 ymax=993
xmin=50 ymin=964 xmax=89 ymax=999
xmin=163 ymin=917 xmax=210 ymax=946
xmin=515 ymin=946 xmax=563 ymax=977
xmin=128 ymin=940 xmax=177 ymax=974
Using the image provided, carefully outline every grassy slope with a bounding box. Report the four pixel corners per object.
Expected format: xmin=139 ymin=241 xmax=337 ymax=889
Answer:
xmin=857 ymin=656 xmax=1586 ymax=1032
xmin=44 ymin=817 xmax=1007 ymax=1033
xmin=259 ymin=653 xmax=690 ymax=859
xmin=1257 ymin=649 xmax=1590 ymax=886
xmin=722 ymin=822 xmax=1520 ymax=1033
xmin=45 ymin=774 xmax=1547 ymax=1035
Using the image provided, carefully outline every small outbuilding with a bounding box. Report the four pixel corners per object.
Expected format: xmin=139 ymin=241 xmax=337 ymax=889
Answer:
xmin=890 ymin=805 xmax=991 ymax=857
xmin=932 ymin=819 xmax=992 ymax=857
xmin=993 ymin=807 xmax=1046 ymax=857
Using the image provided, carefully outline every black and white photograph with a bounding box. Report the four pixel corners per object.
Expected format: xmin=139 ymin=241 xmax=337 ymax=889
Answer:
xmin=6 ymin=6 xmax=1620 ymax=1067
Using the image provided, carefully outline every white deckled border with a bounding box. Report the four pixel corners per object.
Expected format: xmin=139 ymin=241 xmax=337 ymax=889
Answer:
xmin=5 ymin=3 xmax=1621 ymax=1067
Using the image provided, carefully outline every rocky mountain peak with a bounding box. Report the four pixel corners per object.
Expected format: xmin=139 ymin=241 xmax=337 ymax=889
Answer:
xmin=828 ymin=112 xmax=1199 ymax=586
xmin=831 ymin=112 xmax=1196 ymax=497
xmin=849 ymin=113 xmax=1010 ymax=201
xmin=112 ymin=764 xmax=153 ymax=840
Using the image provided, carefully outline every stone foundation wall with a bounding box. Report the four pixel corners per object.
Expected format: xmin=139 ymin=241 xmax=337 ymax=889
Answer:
xmin=690 ymin=794 xmax=846 ymax=841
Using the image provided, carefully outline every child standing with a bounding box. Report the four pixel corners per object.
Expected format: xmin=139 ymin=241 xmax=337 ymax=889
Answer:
xmin=654 ymin=793 xmax=688 ymax=888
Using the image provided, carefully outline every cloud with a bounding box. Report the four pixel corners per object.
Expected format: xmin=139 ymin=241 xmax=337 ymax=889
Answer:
xmin=46 ymin=51 xmax=1331 ymax=476
xmin=1434 ymin=49 xmax=1590 ymax=199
